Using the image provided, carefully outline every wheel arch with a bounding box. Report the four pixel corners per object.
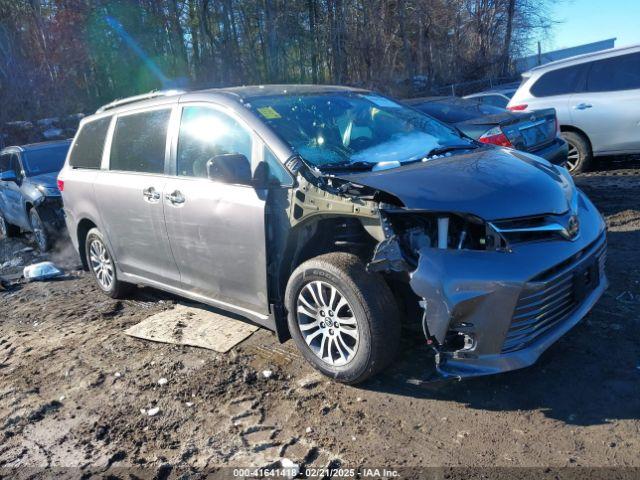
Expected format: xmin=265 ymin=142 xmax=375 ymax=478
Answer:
xmin=560 ymin=125 xmax=593 ymax=154
xmin=76 ymin=218 xmax=98 ymax=270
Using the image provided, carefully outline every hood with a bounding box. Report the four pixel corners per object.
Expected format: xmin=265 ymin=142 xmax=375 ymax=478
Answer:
xmin=27 ymin=171 xmax=59 ymax=190
xmin=337 ymin=148 xmax=574 ymax=221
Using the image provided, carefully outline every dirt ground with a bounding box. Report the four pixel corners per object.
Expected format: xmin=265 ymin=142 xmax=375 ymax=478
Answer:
xmin=0 ymin=159 xmax=639 ymax=478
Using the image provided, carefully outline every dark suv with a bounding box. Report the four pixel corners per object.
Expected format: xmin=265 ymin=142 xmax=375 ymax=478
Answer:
xmin=0 ymin=140 xmax=71 ymax=251
xmin=60 ymin=86 xmax=606 ymax=384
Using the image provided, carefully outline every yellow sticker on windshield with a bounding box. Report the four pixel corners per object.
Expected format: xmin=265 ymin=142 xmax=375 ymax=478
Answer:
xmin=257 ymin=106 xmax=281 ymax=119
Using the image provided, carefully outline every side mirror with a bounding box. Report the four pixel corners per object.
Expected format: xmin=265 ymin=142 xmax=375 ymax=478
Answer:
xmin=206 ymin=154 xmax=252 ymax=185
xmin=0 ymin=170 xmax=17 ymax=182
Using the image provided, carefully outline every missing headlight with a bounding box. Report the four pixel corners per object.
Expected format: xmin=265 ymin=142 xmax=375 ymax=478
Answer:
xmin=384 ymin=212 xmax=496 ymax=265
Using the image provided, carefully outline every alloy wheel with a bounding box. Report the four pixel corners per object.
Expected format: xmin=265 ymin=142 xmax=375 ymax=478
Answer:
xmin=566 ymin=142 xmax=580 ymax=172
xmin=295 ymin=280 xmax=359 ymax=366
xmin=89 ymin=239 xmax=114 ymax=291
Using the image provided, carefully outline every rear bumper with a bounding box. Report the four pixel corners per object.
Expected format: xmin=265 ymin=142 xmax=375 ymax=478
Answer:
xmin=408 ymin=191 xmax=606 ymax=379
xmin=530 ymin=137 xmax=568 ymax=166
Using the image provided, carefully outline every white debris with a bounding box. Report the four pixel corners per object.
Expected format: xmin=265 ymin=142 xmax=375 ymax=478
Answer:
xmin=351 ymin=436 xmax=356 ymax=441
xmin=158 ymin=378 xmax=168 ymax=386
xmin=1 ymin=257 xmax=23 ymax=269
xmin=305 ymin=426 xmax=313 ymax=434
xmin=262 ymin=369 xmax=273 ymax=379
xmin=356 ymin=397 xmax=363 ymax=402
xmin=23 ymin=262 xmax=64 ymax=282
xmin=140 ymin=408 xmax=147 ymax=415
xmin=185 ymin=402 xmax=194 ymax=407
xmin=59 ymin=395 xmax=65 ymax=402
xmin=280 ymin=458 xmax=300 ymax=478
xmin=147 ymin=407 xmax=160 ymax=416
xmin=114 ymin=372 xmax=122 ymax=378
xmin=43 ymin=128 xmax=64 ymax=139
xmin=456 ymin=431 xmax=470 ymax=439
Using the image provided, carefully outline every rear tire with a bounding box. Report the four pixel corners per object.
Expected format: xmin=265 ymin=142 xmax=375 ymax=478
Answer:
xmin=0 ymin=212 xmax=19 ymax=239
xmin=85 ymin=228 xmax=132 ymax=299
xmin=285 ymin=252 xmax=401 ymax=384
xmin=562 ymin=131 xmax=592 ymax=174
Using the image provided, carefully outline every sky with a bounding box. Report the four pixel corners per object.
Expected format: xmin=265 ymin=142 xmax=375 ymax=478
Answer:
xmin=529 ymin=0 xmax=640 ymax=54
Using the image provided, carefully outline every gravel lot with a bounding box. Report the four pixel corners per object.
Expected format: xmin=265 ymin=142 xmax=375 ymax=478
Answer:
xmin=0 ymin=160 xmax=639 ymax=477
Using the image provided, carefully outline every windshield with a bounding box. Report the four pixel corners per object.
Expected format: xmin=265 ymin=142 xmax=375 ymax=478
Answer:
xmin=22 ymin=144 xmax=69 ymax=176
xmin=247 ymin=92 xmax=470 ymax=169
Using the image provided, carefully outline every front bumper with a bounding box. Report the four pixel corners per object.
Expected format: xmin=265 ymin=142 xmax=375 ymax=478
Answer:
xmin=408 ymin=191 xmax=607 ymax=379
xmin=36 ymin=196 xmax=66 ymax=233
xmin=530 ymin=137 xmax=568 ymax=166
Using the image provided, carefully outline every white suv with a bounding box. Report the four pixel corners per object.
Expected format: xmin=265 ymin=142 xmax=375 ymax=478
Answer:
xmin=508 ymin=44 xmax=640 ymax=173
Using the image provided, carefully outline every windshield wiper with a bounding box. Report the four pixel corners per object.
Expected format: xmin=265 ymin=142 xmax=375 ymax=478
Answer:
xmin=320 ymin=161 xmax=375 ymax=172
xmin=425 ymin=144 xmax=478 ymax=158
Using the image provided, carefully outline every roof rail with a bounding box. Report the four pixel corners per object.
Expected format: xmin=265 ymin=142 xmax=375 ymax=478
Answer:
xmin=96 ymin=89 xmax=185 ymax=113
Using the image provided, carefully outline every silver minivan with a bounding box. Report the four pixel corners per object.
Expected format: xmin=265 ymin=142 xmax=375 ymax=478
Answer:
xmin=59 ymin=86 xmax=606 ymax=384
xmin=508 ymin=44 xmax=640 ymax=172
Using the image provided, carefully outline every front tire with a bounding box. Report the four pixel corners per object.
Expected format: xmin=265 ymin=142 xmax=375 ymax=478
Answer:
xmin=29 ymin=208 xmax=50 ymax=252
xmin=285 ymin=253 xmax=401 ymax=384
xmin=562 ymin=131 xmax=592 ymax=174
xmin=85 ymin=228 xmax=132 ymax=299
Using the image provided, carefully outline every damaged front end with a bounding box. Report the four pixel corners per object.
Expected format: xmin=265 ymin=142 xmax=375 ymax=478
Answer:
xmin=366 ymin=197 xmax=607 ymax=380
xmin=287 ymin=150 xmax=607 ymax=380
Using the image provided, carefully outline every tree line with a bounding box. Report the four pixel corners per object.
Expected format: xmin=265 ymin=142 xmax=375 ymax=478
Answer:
xmin=0 ymin=0 xmax=552 ymax=123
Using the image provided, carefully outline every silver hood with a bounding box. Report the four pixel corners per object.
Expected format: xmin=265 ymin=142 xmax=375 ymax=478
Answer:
xmin=337 ymin=148 xmax=575 ymax=221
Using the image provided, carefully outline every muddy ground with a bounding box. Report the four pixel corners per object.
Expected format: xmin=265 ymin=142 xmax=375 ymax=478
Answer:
xmin=0 ymin=159 xmax=639 ymax=478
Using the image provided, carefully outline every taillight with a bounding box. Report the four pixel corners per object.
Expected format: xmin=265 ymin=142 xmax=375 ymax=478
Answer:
xmin=507 ymin=104 xmax=528 ymax=111
xmin=57 ymin=179 xmax=64 ymax=192
xmin=479 ymin=126 xmax=513 ymax=147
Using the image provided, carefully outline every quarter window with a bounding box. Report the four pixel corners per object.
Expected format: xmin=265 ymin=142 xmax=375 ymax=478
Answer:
xmin=586 ymin=52 xmax=640 ymax=92
xmin=177 ymin=106 xmax=252 ymax=178
xmin=69 ymin=117 xmax=111 ymax=169
xmin=530 ymin=64 xmax=585 ymax=97
xmin=110 ymin=109 xmax=171 ymax=174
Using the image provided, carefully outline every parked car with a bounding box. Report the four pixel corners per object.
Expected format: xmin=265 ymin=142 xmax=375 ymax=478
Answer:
xmin=0 ymin=140 xmax=71 ymax=251
xmin=508 ymin=44 xmax=640 ymax=173
xmin=59 ymin=86 xmax=606 ymax=384
xmin=463 ymin=81 xmax=521 ymax=108
xmin=405 ymin=96 xmax=568 ymax=166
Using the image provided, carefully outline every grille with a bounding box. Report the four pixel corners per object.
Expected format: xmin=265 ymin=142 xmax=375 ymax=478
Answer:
xmin=501 ymin=236 xmax=606 ymax=353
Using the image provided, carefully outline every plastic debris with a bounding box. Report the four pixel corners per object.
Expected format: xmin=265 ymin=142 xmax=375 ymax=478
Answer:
xmin=23 ymin=262 xmax=64 ymax=282
xmin=158 ymin=378 xmax=168 ymax=386
xmin=147 ymin=407 xmax=160 ymax=416
xmin=262 ymin=370 xmax=273 ymax=379
xmin=280 ymin=458 xmax=300 ymax=478
xmin=114 ymin=372 xmax=122 ymax=378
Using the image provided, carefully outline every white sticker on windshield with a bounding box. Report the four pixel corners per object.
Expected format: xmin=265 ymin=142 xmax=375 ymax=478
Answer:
xmin=362 ymin=95 xmax=402 ymax=109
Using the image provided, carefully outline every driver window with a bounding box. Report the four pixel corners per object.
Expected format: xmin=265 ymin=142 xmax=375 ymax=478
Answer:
xmin=177 ymin=106 xmax=252 ymax=178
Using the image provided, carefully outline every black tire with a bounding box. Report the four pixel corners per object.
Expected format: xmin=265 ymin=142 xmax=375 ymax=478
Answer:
xmin=562 ymin=131 xmax=592 ymax=174
xmin=0 ymin=211 xmax=19 ymax=239
xmin=85 ymin=227 xmax=132 ymax=299
xmin=29 ymin=208 xmax=50 ymax=252
xmin=285 ymin=252 xmax=401 ymax=384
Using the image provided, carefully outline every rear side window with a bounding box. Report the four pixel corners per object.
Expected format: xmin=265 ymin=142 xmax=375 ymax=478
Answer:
xmin=587 ymin=52 xmax=640 ymax=92
xmin=69 ymin=117 xmax=111 ymax=169
xmin=479 ymin=95 xmax=508 ymax=108
xmin=530 ymin=64 xmax=585 ymax=97
xmin=110 ymin=109 xmax=171 ymax=174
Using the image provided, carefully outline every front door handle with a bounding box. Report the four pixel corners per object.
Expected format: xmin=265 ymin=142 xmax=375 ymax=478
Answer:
xmin=142 ymin=186 xmax=160 ymax=202
xmin=166 ymin=190 xmax=185 ymax=205
xmin=574 ymin=103 xmax=592 ymax=110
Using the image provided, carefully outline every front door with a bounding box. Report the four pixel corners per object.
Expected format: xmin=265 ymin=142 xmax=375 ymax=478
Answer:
xmin=94 ymin=107 xmax=181 ymax=286
xmin=163 ymin=104 xmax=270 ymax=316
xmin=0 ymin=153 xmax=29 ymax=228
